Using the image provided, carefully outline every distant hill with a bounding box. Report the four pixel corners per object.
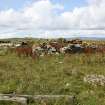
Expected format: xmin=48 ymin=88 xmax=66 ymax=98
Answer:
xmin=65 ymin=37 xmax=105 ymax=41
xmin=76 ymin=37 xmax=105 ymax=40
xmin=0 ymin=36 xmax=105 ymax=42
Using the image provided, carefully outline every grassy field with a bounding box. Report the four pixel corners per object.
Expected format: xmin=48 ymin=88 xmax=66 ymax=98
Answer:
xmin=0 ymin=51 xmax=105 ymax=105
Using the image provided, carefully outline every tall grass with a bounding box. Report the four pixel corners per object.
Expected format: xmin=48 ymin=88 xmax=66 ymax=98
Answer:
xmin=0 ymin=52 xmax=105 ymax=104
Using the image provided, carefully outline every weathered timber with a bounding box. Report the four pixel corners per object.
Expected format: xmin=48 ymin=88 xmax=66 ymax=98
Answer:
xmin=0 ymin=94 xmax=27 ymax=105
xmin=0 ymin=94 xmax=75 ymax=105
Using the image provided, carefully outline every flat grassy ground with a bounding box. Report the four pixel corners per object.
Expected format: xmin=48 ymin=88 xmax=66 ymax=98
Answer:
xmin=0 ymin=52 xmax=105 ymax=105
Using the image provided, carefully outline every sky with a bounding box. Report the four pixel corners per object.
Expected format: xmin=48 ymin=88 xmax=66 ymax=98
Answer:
xmin=0 ymin=0 xmax=105 ymax=38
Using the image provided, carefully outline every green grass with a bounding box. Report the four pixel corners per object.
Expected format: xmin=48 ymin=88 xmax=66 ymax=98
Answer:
xmin=0 ymin=52 xmax=105 ymax=105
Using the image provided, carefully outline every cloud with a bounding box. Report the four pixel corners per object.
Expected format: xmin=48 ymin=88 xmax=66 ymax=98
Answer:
xmin=0 ymin=0 xmax=105 ymax=38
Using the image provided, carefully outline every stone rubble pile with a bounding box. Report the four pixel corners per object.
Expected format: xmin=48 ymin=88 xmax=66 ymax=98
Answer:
xmin=83 ymin=74 xmax=105 ymax=86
